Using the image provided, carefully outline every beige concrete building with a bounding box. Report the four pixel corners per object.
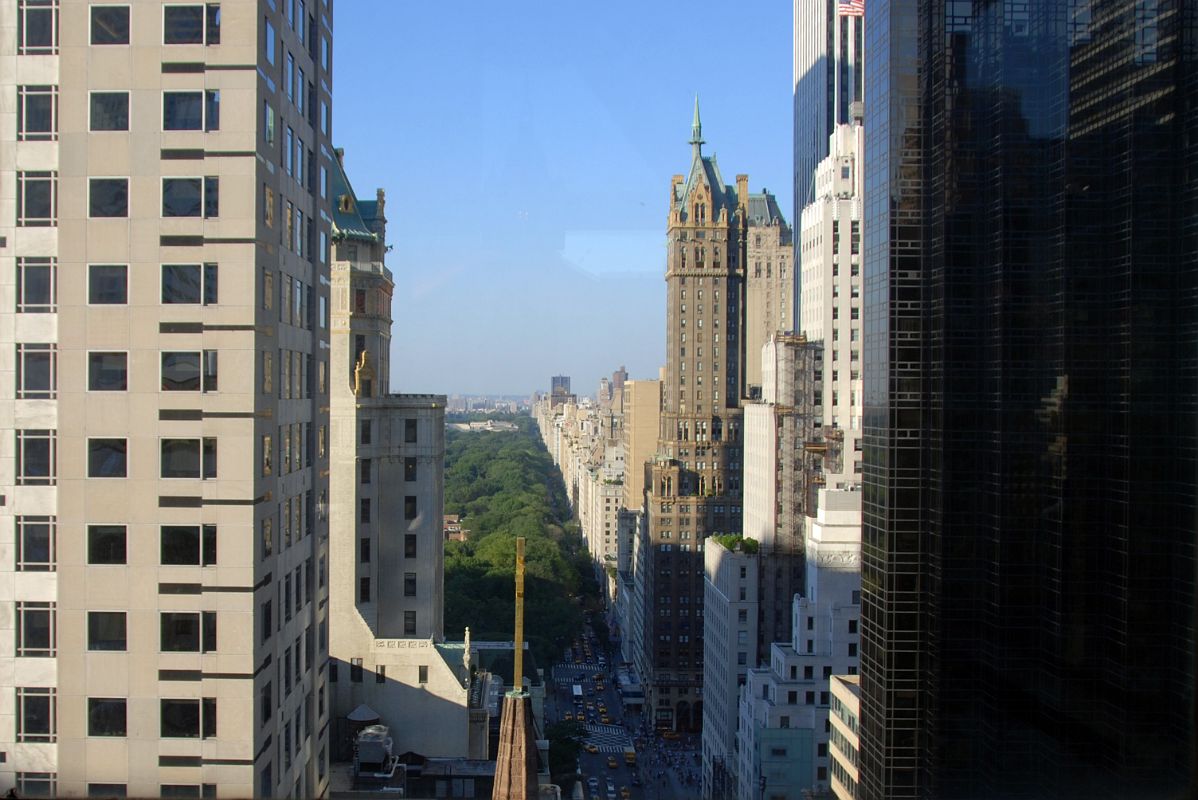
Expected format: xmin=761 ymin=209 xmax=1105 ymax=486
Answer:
xmin=0 ymin=2 xmax=334 ymax=796
xmin=798 ymin=123 xmax=864 ymax=487
xmin=743 ymin=196 xmax=794 ymax=396
xmin=619 ymin=379 xmax=660 ymax=513
xmin=828 ymin=674 xmax=859 ymax=799
xmin=323 ymin=153 xmax=497 ymax=762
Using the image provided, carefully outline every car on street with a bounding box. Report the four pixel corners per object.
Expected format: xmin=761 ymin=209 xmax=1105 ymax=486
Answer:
xmin=606 ymin=756 xmax=618 ymax=769
xmin=585 ymin=743 xmax=598 ymax=753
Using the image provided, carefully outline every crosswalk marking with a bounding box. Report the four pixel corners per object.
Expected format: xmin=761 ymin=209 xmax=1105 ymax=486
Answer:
xmin=584 ymin=721 xmax=633 ymax=754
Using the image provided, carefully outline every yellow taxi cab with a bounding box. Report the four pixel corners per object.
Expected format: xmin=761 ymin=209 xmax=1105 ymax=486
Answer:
xmin=600 ymin=715 xmax=611 ymax=724
xmin=620 ymin=788 xmax=631 ymax=799
xmin=564 ymin=712 xmax=573 ymax=721
xmin=606 ymin=756 xmax=618 ymax=769
xmin=585 ymin=743 xmax=599 ymax=754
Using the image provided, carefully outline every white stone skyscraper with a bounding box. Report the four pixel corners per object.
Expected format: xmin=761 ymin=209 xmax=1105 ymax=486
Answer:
xmin=1 ymin=2 xmax=334 ymax=795
xmin=799 ymin=123 xmax=864 ymax=487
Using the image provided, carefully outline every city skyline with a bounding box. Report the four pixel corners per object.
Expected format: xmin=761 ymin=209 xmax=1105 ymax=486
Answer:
xmin=332 ymin=0 xmax=794 ymax=396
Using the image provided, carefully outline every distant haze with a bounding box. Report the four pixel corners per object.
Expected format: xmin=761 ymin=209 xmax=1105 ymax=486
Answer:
xmin=333 ymin=1 xmax=793 ymax=396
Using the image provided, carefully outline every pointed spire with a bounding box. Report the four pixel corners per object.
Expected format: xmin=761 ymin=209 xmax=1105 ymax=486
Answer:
xmin=689 ymin=95 xmax=705 ymax=155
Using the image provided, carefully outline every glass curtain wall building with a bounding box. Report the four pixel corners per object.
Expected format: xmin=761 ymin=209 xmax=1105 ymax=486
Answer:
xmin=859 ymin=0 xmax=1197 ymax=797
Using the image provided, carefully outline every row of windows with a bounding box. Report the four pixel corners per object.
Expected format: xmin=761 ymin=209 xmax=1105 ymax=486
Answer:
xmin=15 ymin=259 xmax=218 ymax=312
xmin=18 ymin=87 xmax=221 ymax=140
xmin=16 ymin=687 xmax=217 ymax=741
xmin=16 ymin=173 xmax=219 ymax=224
xmin=14 ymin=430 xmax=217 ymax=482
xmin=262 ymin=421 xmax=315 ymax=477
xmin=18 ymin=2 xmax=226 ymax=54
xmin=16 ymin=347 xmax=219 ymax=398
xmin=14 ymin=605 xmax=218 ymax=657
xmin=16 ymin=518 xmax=216 ymax=571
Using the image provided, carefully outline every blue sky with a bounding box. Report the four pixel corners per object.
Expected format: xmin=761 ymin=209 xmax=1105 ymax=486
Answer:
xmin=333 ymin=1 xmax=793 ymax=396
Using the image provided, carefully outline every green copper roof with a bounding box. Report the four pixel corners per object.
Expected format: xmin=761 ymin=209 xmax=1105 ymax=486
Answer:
xmin=329 ymin=149 xmax=378 ymax=243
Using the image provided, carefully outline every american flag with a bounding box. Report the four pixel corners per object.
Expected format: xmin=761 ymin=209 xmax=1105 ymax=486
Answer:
xmin=838 ymin=0 xmax=864 ymax=16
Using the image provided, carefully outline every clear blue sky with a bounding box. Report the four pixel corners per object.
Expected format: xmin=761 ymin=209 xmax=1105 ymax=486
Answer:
xmin=333 ymin=1 xmax=793 ymax=397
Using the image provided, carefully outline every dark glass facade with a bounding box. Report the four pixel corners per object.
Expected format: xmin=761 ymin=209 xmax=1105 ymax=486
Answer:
xmin=860 ymin=0 xmax=1197 ymax=797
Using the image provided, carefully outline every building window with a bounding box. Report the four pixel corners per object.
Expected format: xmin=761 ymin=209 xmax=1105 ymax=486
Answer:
xmin=89 ymin=178 xmax=129 ymax=217
xmin=17 ymin=257 xmax=56 ymax=313
xmin=161 ymin=525 xmax=217 ymax=566
xmin=405 ymin=418 xmax=417 ymax=443
xmin=86 ymin=264 xmax=127 ymax=305
xmin=87 ymin=612 xmax=127 ymax=651
xmin=359 ymin=577 xmax=370 ymax=603
xmin=359 ymin=420 xmax=371 ymax=445
xmin=161 ymin=438 xmax=217 ymax=479
xmin=87 ymin=438 xmax=127 ymax=478
xmin=88 ymin=352 xmax=128 ymax=391
xmin=404 ymin=572 xmax=416 ymax=597
xmin=360 ymin=538 xmax=370 ymax=563
xmin=16 ymin=601 xmax=55 ymax=657
xmin=350 ymin=658 xmax=363 ymax=683
xmin=16 ymin=517 xmax=55 ymax=572
xmin=162 ymin=263 xmax=218 ymax=304
xmin=17 ymin=687 xmax=56 ymax=742
xmin=848 ymin=643 xmax=858 ymax=657
xmin=18 ymin=85 xmax=57 ymax=141
xmin=404 ymin=611 xmax=417 ymax=636
xmin=87 ymin=524 xmax=127 ymax=565
xmin=17 ymin=0 xmax=59 ymax=54
xmin=17 ymin=429 xmax=56 ymax=486
xmin=404 ymin=457 xmax=417 ymax=482
xmin=89 ymin=91 xmax=129 ymax=131
xmin=360 ymin=458 xmax=371 ymax=485
xmin=261 ymin=600 xmax=272 ymax=643
xmin=17 ymin=171 xmax=56 ymax=227
xmin=90 ymin=5 xmax=130 ymax=44
xmin=163 ymin=4 xmax=221 ymax=44
xmin=405 ymin=533 xmax=417 ymax=558
xmin=359 ymin=498 xmax=371 ymax=524
xmin=261 ymin=433 xmax=273 ymax=476
xmin=163 ymin=177 xmax=219 ymax=217
xmin=161 ymin=351 xmax=219 ymax=392
xmin=161 ymin=612 xmax=217 ymax=653
xmin=404 ymin=496 xmax=417 ymax=520
xmin=16 ymin=773 xmax=56 ymax=798
xmin=85 ymin=698 xmax=127 ymax=739
xmin=163 ymin=90 xmax=220 ymax=131
xmin=160 ymin=698 xmax=217 ymax=738
xmin=17 ymin=343 xmax=56 ymax=399
xmin=88 ymin=785 xmax=127 ymax=797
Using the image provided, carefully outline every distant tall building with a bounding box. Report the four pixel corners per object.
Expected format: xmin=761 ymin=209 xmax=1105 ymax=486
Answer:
xmin=793 ymin=0 xmax=864 ymax=214
xmin=798 ymin=123 xmax=864 ymax=486
xmin=743 ymin=194 xmax=794 ymax=396
xmin=637 ymin=101 xmax=751 ymax=732
xmin=549 ymin=375 xmax=571 ymax=404
xmin=859 ymin=0 xmax=1197 ymax=797
xmin=0 ymin=3 xmax=333 ymax=796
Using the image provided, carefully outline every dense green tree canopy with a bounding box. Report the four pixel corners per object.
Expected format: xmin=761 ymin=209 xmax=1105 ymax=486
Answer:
xmin=442 ymin=417 xmax=595 ymax=668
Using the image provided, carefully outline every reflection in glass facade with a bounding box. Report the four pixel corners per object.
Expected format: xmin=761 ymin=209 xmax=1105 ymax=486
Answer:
xmin=859 ymin=0 xmax=1197 ymax=797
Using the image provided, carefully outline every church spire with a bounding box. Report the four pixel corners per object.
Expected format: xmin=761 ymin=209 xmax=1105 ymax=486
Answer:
xmin=689 ymin=95 xmax=705 ymax=156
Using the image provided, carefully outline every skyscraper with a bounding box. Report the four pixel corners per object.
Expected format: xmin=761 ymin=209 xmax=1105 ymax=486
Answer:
xmin=859 ymin=0 xmax=1197 ymax=797
xmin=637 ymin=101 xmax=749 ymax=732
xmin=793 ymin=0 xmax=865 ymax=212
xmin=1 ymin=2 xmax=333 ymax=795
